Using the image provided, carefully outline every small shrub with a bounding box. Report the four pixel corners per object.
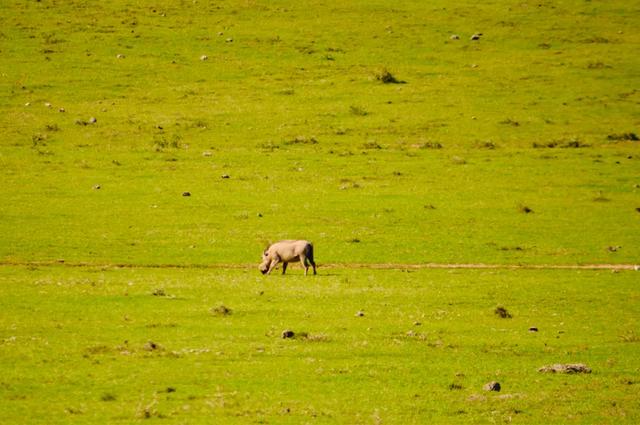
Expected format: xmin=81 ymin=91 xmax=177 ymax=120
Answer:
xmin=494 ymin=306 xmax=512 ymax=318
xmin=374 ymin=68 xmax=404 ymax=84
xmin=418 ymin=141 xmax=443 ymax=149
xmin=349 ymin=105 xmax=368 ymax=116
xmin=283 ymin=136 xmax=318 ymax=145
xmin=210 ymin=304 xmax=232 ymax=316
xmin=533 ymin=141 xmax=558 ymax=148
xmin=499 ymin=119 xmax=520 ymax=127
xmin=101 ymin=393 xmax=117 ymax=402
xmin=607 ymin=133 xmax=638 ymax=141
xmin=152 ymin=288 xmax=166 ymax=296
xmin=561 ymin=139 xmax=589 ymax=148
xmin=477 ymin=141 xmax=497 ymax=149
xmin=362 ymin=141 xmax=382 ymax=150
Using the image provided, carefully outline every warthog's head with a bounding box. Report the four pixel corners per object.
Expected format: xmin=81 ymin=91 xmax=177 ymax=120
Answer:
xmin=259 ymin=249 xmax=271 ymax=275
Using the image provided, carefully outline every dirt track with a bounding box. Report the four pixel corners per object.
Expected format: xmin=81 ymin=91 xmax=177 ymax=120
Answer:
xmin=0 ymin=260 xmax=637 ymax=271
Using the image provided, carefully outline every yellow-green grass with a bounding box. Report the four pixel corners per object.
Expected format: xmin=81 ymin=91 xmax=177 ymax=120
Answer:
xmin=1 ymin=0 xmax=639 ymax=422
xmin=1 ymin=265 xmax=639 ymax=424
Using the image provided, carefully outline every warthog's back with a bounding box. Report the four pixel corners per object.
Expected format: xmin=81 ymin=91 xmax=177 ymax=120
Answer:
xmin=270 ymin=240 xmax=312 ymax=261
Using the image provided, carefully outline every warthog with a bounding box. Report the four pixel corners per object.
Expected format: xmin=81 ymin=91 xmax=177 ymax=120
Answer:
xmin=259 ymin=240 xmax=317 ymax=276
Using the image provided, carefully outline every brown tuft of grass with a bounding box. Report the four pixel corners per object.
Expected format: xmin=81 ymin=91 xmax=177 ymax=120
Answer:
xmin=494 ymin=306 xmax=512 ymax=318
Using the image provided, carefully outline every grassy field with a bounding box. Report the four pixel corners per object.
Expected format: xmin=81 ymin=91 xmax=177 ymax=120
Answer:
xmin=1 ymin=265 xmax=639 ymax=424
xmin=1 ymin=0 xmax=639 ymax=423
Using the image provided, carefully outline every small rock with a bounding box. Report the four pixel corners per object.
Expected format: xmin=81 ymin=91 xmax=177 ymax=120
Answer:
xmin=470 ymin=33 xmax=483 ymax=40
xmin=59 ymin=107 xmax=65 ymax=113
xmin=44 ymin=102 xmax=52 ymax=108
xmin=182 ymin=192 xmax=191 ymax=197
xmin=24 ymin=102 xmax=31 ymax=107
xmin=221 ymin=174 xmax=230 ymax=179
xmin=483 ymin=381 xmax=501 ymax=392
xmin=225 ymin=38 xmax=233 ymax=43
xmin=281 ymin=330 xmax=295 ymax=339
xmin=355 ymin=311 xmax=365 ymax=317
xmin=529 ymin=327 xmax=539 ymax=332
xmin=538 ymin=363 xmax=591 ymax=374
xmin=93 ymin=184 xmax=101 ymax=190
xmin=257 ymin=213 xmax=263 ymax=218
xmin=607 ymin=245 xmax=621 ymax=252
xmin=116 ymin=54 xmax=125 ymax=59
xmin=414 ymin=321 xmax=422 ymax=326
xmin=200 ymin=55 xmax=208 ymax=61
xmin=143 ymin=341 xmax=162 ymax=351
xmin=450 ymin=34 xmax=460 ymax=40
xmin=202 ymin=151 xmax=212 ymax=157
xmin=89 ymin=117 xmax=97 ymax=124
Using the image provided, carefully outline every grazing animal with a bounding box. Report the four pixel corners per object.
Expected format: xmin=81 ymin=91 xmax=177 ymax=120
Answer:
xmin=259 ymin=240 xmax=317 ymax=276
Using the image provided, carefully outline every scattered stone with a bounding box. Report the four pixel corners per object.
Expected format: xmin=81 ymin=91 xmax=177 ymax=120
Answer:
xmin=519 ymin=205 xmax=533 ymax=214
xmin=44 ymin=102 xmax=52 ymax=108
xmin=538 ymin=363 xmax=592 ymax=374
xmin=225 ymin=38 xmax=233 ymax=43
xmin=202 ymin=151 xmax=212 ymax=157
xmin=182 ymin=192 xmax=191 ymax=197
xmin=470 ymin=33 xmax=483 ymax=40
xmin=281 ymin=330 xmax=295 ymax=339
xmin=483 ymin=381 xmax=501 ymax=392
xmin=494 ymin=306 xmax=512 ymax=319
xmin=414 ymin=321 xmax=422 ymax=326
xmin=528 ymin=327 xmax=539 ymax=332
xmin=89 ymin=117 xmax=97 ymax=124
xmin=143 ymin=341 xmax=162 ymax=351
xmin=25 ymin=102 xmax=31 ymax=107
xmin=93 ymin=184 xmax=101 ymax=190
xmin=607 ymin=245 xmax=621 ymax=252
xmin=450 ymin=34 xmax=460 ymax=40
xmin=200 ymin=55 xmax=208 ymax=61
xmin=59 ymin=107 xmax=65 ymax=113
xmin=355 ymin=310 xmax=365 ymax=317
xmin=221 ymin=174 xmax=230 ymax=179
xmin=116 ymin=54 xmax=125 ymax=59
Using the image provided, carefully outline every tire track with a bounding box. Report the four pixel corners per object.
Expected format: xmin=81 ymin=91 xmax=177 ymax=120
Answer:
xmin=0 ymin=260 xmax=637 ymax=271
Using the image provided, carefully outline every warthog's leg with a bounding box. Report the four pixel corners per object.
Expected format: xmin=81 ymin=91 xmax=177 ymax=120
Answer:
xmin=299 ymin=256 xmax=310 ymax=276
xmin=266 ymin=255 xmax=280 ymax=275
xmin=282 ymin=262 xmax=288 ymax=275
xmin=309 ymin=258 xmax=317 ymax=275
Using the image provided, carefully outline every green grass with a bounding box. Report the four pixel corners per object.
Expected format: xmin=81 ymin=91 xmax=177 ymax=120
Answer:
xmin=1 ymin=265 xmax=639 ymax=424
xmin=1 ymin=0 xmax=639 ymax=422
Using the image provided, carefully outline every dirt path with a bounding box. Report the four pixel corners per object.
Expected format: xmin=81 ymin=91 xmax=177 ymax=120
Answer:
xmin=0 ymin=260 xmax=637 ymax=271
